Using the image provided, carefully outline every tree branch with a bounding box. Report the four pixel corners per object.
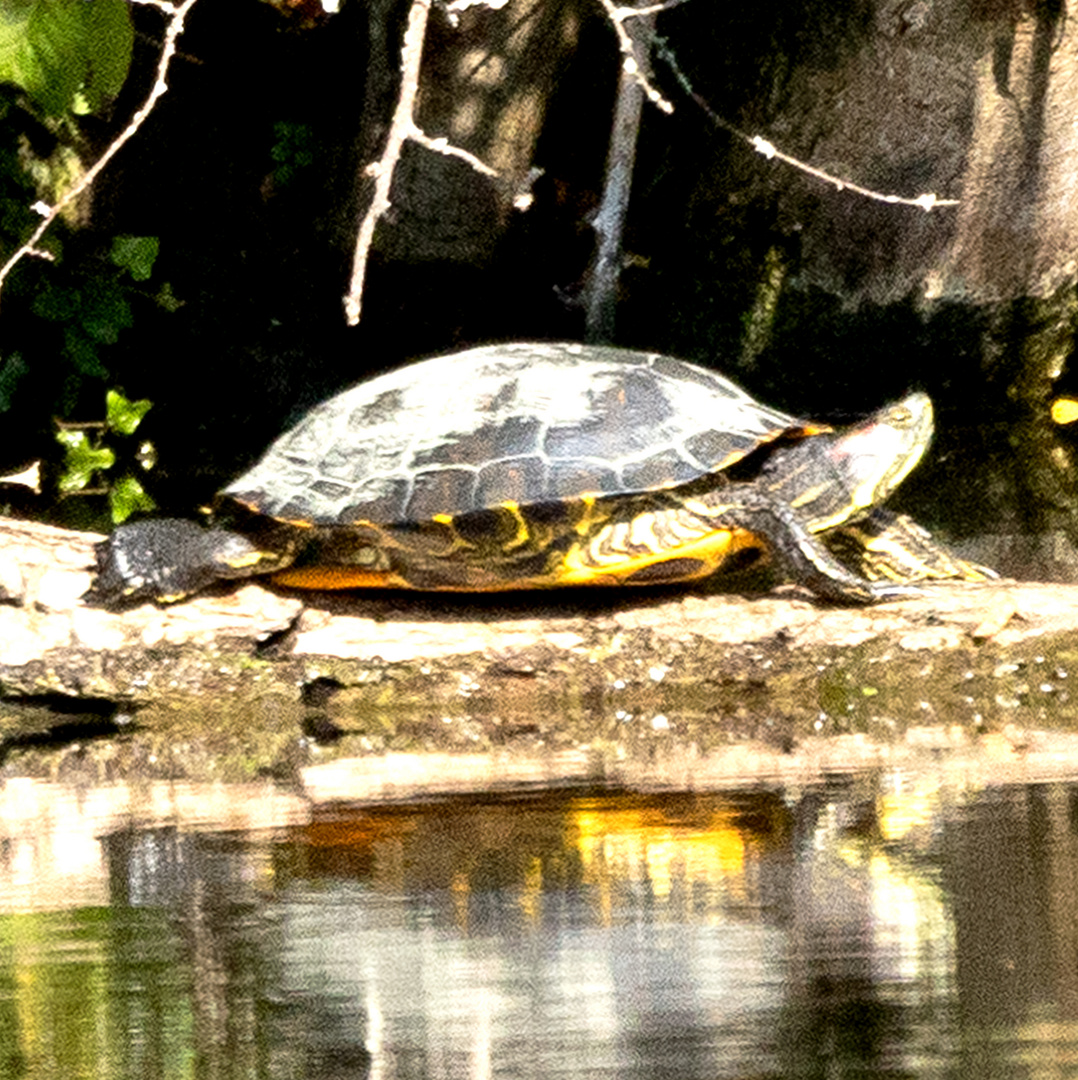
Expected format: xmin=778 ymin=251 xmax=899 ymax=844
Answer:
xmin=655 ymin=37 xmax=959 ymax=211
xmin=343 ymin=0 xmax=502 ymax=326
xmin=343 ymin=0 xmax=430 ymax=327
xmin=618 ymin=0 xmax=691 ymax=18
xmin=596 ymin=0 xmax=674 ymax=115
xmin=749 ymin=136 xmax=958 ymax=210
xmin=409 ymin=130 xmax=499 ymax=178
xmin=585 ymin=9 xmax=655 ymax=342
xmin=0 ymin=0 xmax=200 ymax=302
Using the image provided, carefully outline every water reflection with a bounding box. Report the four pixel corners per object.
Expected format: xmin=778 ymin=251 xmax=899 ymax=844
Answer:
xmin=4 ymin=781 xmax=1078 ymax=1076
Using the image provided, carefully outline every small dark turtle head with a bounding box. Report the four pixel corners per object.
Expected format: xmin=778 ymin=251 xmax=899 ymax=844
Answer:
xmin=86 ymin=519 xmax=275 ymax=606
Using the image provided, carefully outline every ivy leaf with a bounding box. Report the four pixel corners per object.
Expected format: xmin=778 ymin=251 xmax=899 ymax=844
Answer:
xmin=80 ymin=281 xmax=132 ymax=342
xmin=0 ymin=0 xmax=132 ymax=116
xmin=31 ymin=279 xmax=79 ymax=321
xmin=109 ymin=474 xmax=156 ymax=524
xmin=0 ymin=0 xmax=82 ymax=115
xmin=0 ymin=350 xmax=26 ymax=412
xmin=55 ymin=427 xmax=114 ymax=492
xmin=271 ymin=121 xmax=316 ymax=188
xmin=106 ymin=389 xmax=152 ymax=436
xmin=63 ymin=325 xmax=107 ymax=376
xmin=80 ymin=0 xmax=133 ymax=113
xmin=110 ymin=235 xmax=159 ymax=281
xmin=154 ymin=281 xmax=184 ymax=312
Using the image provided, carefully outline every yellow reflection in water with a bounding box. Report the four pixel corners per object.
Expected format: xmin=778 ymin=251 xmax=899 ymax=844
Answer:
xmin=519 ymin=855 xmax=543 ymax=922
xmin=568 ymin=802 xmax=755 ymax=924
xmin=877 ymin=778 xmax=942 ymax=843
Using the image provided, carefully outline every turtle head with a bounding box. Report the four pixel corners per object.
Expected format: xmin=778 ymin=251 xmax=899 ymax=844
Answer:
xmin=765 ymin=392 xmax=934 ymax=534
xmin=824 ymin=392 xmax=934 ymax=521
xmin=85 ymin=518 xmax=285 ymax=606
xmin=86 ymin=519 xmax=223 ymax=606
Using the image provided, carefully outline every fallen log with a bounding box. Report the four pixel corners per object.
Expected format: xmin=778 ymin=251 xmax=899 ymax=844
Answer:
xmin=2 ymin=516 xmax=1076 ymax=800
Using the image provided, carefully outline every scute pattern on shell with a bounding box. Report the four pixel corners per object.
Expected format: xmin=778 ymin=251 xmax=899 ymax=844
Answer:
xmin=223 ymin=342 xmax=807 ymax=526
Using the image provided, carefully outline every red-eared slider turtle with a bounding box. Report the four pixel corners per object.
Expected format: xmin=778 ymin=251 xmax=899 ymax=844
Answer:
xmin=88 ymin=341 xmax=985 ymax=606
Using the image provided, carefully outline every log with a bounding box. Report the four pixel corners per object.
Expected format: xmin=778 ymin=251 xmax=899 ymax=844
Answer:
xmin=3 ymin=516 xmax=1077 ymax=802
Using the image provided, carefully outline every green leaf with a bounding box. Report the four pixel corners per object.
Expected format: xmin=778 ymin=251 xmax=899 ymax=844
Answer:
xmin=0 ymin=0 xmax=132 ymax=115
xmin=31 ymin=279 xmax=79 ymax=321
xmin=270 ymin=121 xmax=316 ymax=189
xmin=82 ymin=293 xmax=132 ymax=342
xmin=106 ymin=388 xmax=152 ymax=436
xmin=80 ymin=0 xmax=132 ymax=112
xmin=56 ymin=427 xmax=114 ymax=492
xmin=0 ymin=0 xmax=80 ymax=115
xmin=154 ymin=281 xmax=184 ymax=312
xmin=78 ymin=276 xmax=133 ymax=342
xmin=59 ymin=370 xmax=83 ymax=414
xmin=63 ymin=325 xmax=107 ymax=376
xmin=109 ymin=474 xmax=156 ymax=524
xmin=0 ymin=350 xmax=27 ymax=412
xmin=110 ymin=235 xmax=159 ymax=281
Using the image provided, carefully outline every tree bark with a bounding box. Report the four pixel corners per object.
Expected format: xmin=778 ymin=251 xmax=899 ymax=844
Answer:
xmin=942 ymin=1 xmax=1078 ymax=302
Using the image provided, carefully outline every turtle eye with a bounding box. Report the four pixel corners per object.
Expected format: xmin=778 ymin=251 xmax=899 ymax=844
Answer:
xmin=890 ymin=405 xmax=913 ymax=425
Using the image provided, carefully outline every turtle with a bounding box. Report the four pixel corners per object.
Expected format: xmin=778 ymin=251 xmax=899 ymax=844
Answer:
xmin=87 ymin=341 xmax=989 ymax=607
xmin=824 ymin=508 xmax=991 ymax=586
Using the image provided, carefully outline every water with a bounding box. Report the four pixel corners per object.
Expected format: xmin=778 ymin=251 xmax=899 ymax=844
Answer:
xmin=2 ymin=778 xmax=1078 ymax=1078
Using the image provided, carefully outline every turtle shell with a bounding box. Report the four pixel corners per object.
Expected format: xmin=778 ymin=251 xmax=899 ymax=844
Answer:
xmin=223 ymin=342 xmax=822 ymax=527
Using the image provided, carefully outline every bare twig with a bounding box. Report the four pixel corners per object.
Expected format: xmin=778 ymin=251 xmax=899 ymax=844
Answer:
xmin=596 ymin=0 xmax=674 ymax=114
xmin=585 ymin=9 xmax=655 ymax=342
xmin=0 ymin=0 xmax=200 ymax=300
xmin=133 ymin=29 xmax=205 ymax=65
xmin=344 ymin=0 xmax=431 ymax=327
xmin=749 ymin=136 xmax=958 ymax=210
xmin=409 ymin=131 xmax=498 ymax=178
xmin=343 ymin=0 xmax=501 ymax=326
xmin=0 ymin=461 xmax=41 ymax=493
xmin=618 ymin=0 xmax=691 ymax=18
xmin=655 ymin=37 xmax=958 ymax=211
xmin=443 ymin=0 xmax=510 ymax=20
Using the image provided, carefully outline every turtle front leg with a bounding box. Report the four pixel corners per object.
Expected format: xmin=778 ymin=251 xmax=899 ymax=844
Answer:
xmin=736 ymin=504 xmax=922 ymax=604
